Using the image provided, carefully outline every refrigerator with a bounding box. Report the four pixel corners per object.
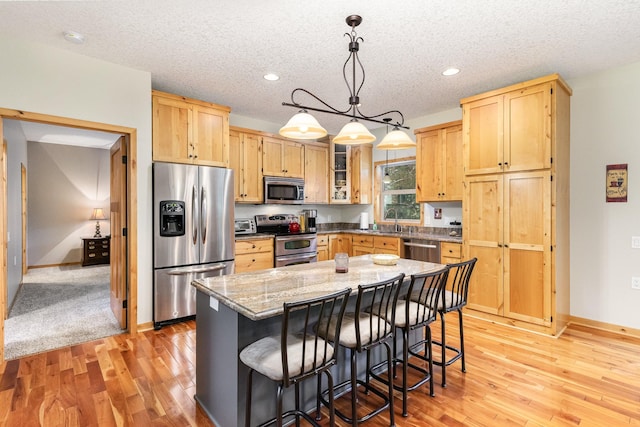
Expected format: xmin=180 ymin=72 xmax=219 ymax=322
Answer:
xmin=153 ymin=162 xmax=235 ymax=328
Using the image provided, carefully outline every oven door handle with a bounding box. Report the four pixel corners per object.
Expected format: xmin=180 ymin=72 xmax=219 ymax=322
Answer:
xmin=276 ymin=234 xmax=316 ymax=243
xmin=275 ymin=253 xmax=317 ymax=262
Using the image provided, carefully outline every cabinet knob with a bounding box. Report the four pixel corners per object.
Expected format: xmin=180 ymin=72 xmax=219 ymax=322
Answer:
xmin=498 ymin=162 xmax=502 ymax=166
xmin=252 ymin=244 xmax=256 ymax=249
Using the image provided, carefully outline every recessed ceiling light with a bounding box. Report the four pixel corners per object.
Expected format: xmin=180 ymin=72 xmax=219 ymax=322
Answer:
xmin=63 ymin=30 xmax=85 ymax=44
xmin=442 ymin=67 xmax=460 ymax=76
xmin=263 ymin=73 xmax=280 ymax=81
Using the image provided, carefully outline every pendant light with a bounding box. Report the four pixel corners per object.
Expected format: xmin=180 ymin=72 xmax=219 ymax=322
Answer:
xmin=381 ymin=118 xmax=392 ymax=183
xmin=280 ymin=15 xmax=410 ymax=144
xmin=377 ymin=125 xmax=416 ymax=150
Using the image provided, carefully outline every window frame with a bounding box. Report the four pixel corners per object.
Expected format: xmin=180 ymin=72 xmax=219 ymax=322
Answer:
xmin=374 ymin=156 xmax=422 ymax=226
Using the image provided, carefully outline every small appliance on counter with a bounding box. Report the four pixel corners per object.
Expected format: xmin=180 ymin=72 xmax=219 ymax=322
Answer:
xmin=234 ymin=218 xmax=256 ymax=235
xmin=302 ymin=209 xmax=317 ymax=232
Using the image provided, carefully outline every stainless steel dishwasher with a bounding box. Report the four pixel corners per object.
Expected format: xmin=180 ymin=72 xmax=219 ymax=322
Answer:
xmin=403 ymin=238 xmax=441 ymax=263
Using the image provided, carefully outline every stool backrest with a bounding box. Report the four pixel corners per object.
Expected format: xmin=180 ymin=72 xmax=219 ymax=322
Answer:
xmin=404 ymin=267 xmax=450 ymax=329
xmin=355 ymin=273 xmax=405 ymax=352
xmin=282 ymin=288 xmax=350 ymax=386
xmin=442 ymin=258 xmax=477 ymax=312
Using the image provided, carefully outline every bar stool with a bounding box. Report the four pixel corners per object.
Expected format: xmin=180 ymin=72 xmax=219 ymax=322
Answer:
xmin=318 ymin=273 xmax=405 ymax=427
xmin=370 ymin=267 xmax=449 ymax=417
xmin=431 ymin=257 xmax=477 ymax=387
xmin=239 ymin=288 xmax=350 ymax=427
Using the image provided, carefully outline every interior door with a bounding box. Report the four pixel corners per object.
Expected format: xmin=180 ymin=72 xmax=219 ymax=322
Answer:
xmin=110 ymin=136 xmax=127 ymax=329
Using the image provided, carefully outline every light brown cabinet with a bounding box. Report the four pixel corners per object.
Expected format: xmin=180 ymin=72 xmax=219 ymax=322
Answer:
xmin=351 ymin=235 xmax=375 ymax=256
xmin=304 ymin=142 xmax=330 ymax=204
xmin=262 ymin=136 xmax=304 ymax=178
xmin=330 ymin=143 xmax=372 ymax=204
xmin=317 ymin=235 xmax=329 ymax=261
xmin=229 ymin=127 xmax=263 ymax=203
xmin=328 ymin=234 xmax=352 ymax=260
xmin=461 ymin=74 xmax=571 ymax=336
xmin=463 ymin=80 xmax=553 ymax=176
xmin=350 ymin=234 xmax=402 ymax=257
xmin=235 ymin=238 xmax=274 ymax=273
xmin=152 ymin=90 xmax=230 ymax=167
xmin=415 ymin=121 xmax=463 ymax=202
xmin=440 ymin=241 xmax=462 ymax=264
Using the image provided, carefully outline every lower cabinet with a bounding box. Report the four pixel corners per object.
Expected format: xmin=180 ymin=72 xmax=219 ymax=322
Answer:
xmin=317 ymin=235 xmax=329 ymax=261
xmin=328 ymin=234 xmax=352 ymax=260
xmin=352 ymin=235 xmax=375 ymax=256
xmin=235 ymin=238 xmax=274 ymax=273
xmin=440 ymin=241 xmax=462 ymax=264
xmin=350 ymin=234 xmax=402 ymax=257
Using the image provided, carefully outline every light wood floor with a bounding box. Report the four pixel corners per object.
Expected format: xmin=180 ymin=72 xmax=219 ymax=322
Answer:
xmin=1 ymin=314 xmax=639 ymax=426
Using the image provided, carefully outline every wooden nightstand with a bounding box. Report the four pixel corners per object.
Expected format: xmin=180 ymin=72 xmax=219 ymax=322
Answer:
xmin=82 ymin=236 xmax=111 ymax=266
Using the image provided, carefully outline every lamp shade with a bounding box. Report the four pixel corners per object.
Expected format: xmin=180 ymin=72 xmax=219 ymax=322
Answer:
xmin=90 ymin=208 xmax=106 ymax=220
xmin=279 ymin=111 xmax=328 ymax=139
xmin=376 ymin=128 xmax=416 ymax=150
xmin=333 ymin=120 xmax=376 ymax=145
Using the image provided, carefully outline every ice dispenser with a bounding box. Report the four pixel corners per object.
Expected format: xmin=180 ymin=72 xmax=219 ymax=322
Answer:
xmin=159 ymin=200 xmax=185 ymax=236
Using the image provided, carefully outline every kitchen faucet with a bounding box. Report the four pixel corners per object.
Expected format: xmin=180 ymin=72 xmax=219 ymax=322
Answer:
xmin=385 ymin=208 xmax=402 ymax=233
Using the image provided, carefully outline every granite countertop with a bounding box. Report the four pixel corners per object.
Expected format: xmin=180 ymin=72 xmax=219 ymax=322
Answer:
xmin=318 ymin=229 xmax=463 ymax=243
xmin=192 ymin=254 xmax=444 ymax=321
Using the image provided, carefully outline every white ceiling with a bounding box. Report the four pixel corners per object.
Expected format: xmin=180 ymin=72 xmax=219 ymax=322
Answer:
xmin=2 ymin=0 xmax=640 ymax=144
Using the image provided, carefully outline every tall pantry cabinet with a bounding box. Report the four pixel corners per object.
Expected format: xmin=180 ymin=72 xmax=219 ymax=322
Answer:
xmin=461 ymin=74 xmax=571 ymax=336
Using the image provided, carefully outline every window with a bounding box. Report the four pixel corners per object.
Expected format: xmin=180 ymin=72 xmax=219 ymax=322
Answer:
xmin=379 ymin=159 xmax=420 ymax=222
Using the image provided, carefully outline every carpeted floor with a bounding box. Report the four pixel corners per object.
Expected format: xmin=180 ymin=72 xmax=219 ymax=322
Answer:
xmin=4 ymin=265 xmax=123 ymax=360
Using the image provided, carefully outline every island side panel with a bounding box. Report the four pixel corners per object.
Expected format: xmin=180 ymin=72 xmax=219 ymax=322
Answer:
xmin=195 ymin=291 xmax=241 ymax=427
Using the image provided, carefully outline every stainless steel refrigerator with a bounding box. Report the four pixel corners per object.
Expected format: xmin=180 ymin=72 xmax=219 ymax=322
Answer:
xmin=153 ymin=162 xmax=235 ymax=328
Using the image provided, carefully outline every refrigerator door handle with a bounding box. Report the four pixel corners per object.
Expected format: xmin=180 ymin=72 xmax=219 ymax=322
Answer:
xmin=192 ymin=185 xmax=198 ymax=245
xmin=201 ymin=186 xmax=207 ymax=246
xmin=166 ymin=263 xmax=227 ymax=275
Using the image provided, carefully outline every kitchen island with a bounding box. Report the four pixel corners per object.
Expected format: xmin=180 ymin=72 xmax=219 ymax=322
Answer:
xmin=191 ymin=255 xmax=443 ymax=427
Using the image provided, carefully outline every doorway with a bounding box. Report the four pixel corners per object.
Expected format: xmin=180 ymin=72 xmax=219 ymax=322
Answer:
xmin=0 ymin=108 xmax=138 ymax=362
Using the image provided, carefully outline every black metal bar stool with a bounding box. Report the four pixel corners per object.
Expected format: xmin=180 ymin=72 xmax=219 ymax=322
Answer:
xmin=318 ymin=274 xmax=405 ymax=427
xmin=432 ymin=257 xmax=477 ymax=387
xmin=370 ymin=267 xmax=449 ymax=417
xmin=239 ymin=288 xmax=350 ymax=427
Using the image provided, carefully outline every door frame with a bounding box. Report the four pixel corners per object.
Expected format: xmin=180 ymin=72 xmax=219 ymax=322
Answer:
xmin=0 ymin=108 xmax=138 ymax=362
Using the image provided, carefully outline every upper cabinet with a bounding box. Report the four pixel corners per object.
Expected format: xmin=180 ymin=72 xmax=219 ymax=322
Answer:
xmin=262 ymin=136 xmax=304 ymax=178
xmin=330 ymin=142 xmax=372 ymax=204
xmin=229 ymin=127 xmax=263 ymax=203
xmin=462 ymin=79 xmax=555 ymax=176
xmin=415 ymin=120 xmax=463 ymax=202
xmin=304 ymin=142 xmax=330 ymax=204
xmin=152 ymin=90 xmax=230 ymax=167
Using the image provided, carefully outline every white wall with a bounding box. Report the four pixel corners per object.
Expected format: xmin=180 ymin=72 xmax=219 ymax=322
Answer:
xmin=0 ymin=38 xmax=153 ymax=325
xmin=26 ymin=141 xmax=110 ymax=266
xmin=568 ymin=62 xmax=640 ymax=329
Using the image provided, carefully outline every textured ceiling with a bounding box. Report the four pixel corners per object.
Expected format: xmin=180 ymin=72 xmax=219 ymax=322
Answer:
xmin=2 ymin=0 xmax=640 ymax=142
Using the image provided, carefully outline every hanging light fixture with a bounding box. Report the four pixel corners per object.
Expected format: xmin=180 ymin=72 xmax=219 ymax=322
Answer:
xmin=279 ymin=15 xmax=410 ymax=144
xmin=382 ymin=118 xmax=392 ymax=184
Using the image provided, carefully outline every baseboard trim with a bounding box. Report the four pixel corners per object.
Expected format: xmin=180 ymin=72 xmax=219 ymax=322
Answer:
xmin=28 ymin=262 xmax=82 ymax=269
xmin=568 ymin=316 xmax=640 ymax=338
xmin=137 ymin=322 xmax=155 ymax=332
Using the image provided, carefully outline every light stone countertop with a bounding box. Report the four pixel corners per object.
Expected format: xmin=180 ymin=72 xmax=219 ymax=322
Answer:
xmin=192 ymin=254 xmax=444 ymax=321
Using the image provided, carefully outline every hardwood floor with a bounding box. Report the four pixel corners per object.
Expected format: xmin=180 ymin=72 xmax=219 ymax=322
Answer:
xmin=1 ymin=314 xmax=639 ymax=426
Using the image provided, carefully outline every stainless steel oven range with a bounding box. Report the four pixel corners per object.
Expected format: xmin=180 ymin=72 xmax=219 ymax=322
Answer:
xmin=255 ymin=214 xmax=318 ymax=267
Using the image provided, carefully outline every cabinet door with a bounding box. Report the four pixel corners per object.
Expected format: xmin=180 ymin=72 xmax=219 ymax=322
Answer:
xmin=229 ymin=130 xmax=243 ymax=200
xmin=416 ymin=129 xmax=442 ymax=201
xmin=304 ymin=144 xmax=329 ymax=204
xmin=374 ymin=236 xmax=401 ymax=256
xmin=503 ymin=171 xmax=551 ymax=326
xmin=328 ymin=234 xmax=351 ymax=259
xmin=352 ymin=245 xmax=375 ymax=256
xmin=262 ymin=136 xmax=285 ymax=176
xmin=464 ymin=174 xmax=503 ymax=315
xmin=350 ymin=144 xmax=372 ymax=204
xmin=283 ymin=141 xmax=305 ymax=178
xmin=330 ymin=143 xmax=350 ymax=204
xmin=152 ymin=95 xmax=192 ymax=163
xmin=242 ymin=133 xmax=263 ymax=203
xmin=192 ymin=105 xmax=229 ymax=167
xmin=463 ymin=95 xmax=503 ymax=175
xmin=504 ymin=83 xmax=552 ymax=172
xmin=443 ymin=124 xmax=463 ymax=200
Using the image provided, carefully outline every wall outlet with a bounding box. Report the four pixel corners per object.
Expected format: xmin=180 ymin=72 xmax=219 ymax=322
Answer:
xmin=632 ymin=236 xmax=640 ymax=249
xmin=632 ymin=277 xmax=640 ymax=290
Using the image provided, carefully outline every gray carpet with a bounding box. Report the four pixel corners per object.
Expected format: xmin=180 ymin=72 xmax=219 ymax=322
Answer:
xmin=4 ymin=265 xmax=123 ymax=360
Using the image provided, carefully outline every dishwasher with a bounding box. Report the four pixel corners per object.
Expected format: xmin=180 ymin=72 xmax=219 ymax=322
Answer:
xmin=403 ymin=238 xmax=441 ymax=263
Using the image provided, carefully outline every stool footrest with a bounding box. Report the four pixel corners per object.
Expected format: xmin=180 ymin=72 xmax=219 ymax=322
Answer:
xmin=431 ymin=340 xmax=463 ymax=367
xmin=319 ymin=378 xmax=391 ymax=424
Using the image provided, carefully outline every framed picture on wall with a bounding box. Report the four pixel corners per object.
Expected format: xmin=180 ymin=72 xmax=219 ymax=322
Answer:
xmin=606 ymin=163 xmax=628 ymax=202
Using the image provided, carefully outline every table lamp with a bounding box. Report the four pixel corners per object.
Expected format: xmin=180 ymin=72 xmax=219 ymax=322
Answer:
xmin=90 ymin=208 xmax=106 ymax=238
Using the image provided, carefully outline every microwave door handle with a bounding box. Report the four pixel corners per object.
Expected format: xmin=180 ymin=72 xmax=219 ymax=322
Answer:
xmin=192 ymin=185 xmax=198 ymax=245
xmin=201 ymin=186 xmax=207 ymax=245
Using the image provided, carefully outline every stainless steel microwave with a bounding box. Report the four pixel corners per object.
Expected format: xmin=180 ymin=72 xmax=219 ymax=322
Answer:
xmin=264 ymin=176 xmax=305 ymax=204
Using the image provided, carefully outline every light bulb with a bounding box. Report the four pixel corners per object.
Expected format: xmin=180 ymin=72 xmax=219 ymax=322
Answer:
xmin=383 ymin=173 xmax=391 ymax=184
xmin=299 ymin=125 xmax=309 ymax=133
